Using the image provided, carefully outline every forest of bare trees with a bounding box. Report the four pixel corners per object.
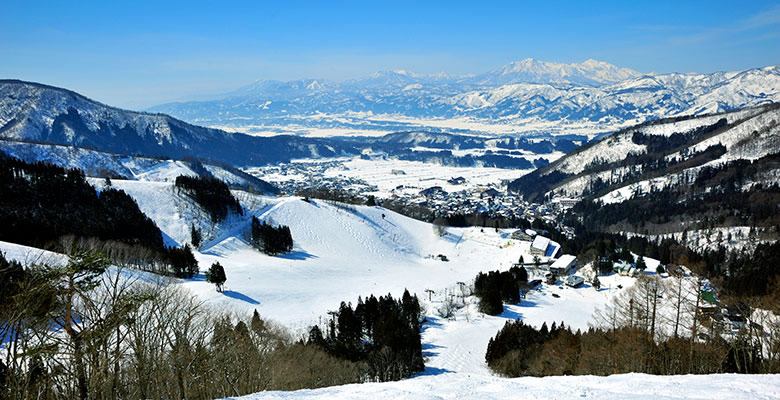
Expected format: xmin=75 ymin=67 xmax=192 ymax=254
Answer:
xmin=487 ymin=270 xmax=780 ymax=377
xmin=0 ymin=248 xmax=371 ymax=400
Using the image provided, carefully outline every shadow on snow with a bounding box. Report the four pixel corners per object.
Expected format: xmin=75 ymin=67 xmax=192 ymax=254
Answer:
xmin=222 ymin=290 xmax=260 ymax=305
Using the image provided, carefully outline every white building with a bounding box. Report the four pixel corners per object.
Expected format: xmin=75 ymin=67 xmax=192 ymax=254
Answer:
xmin=530 ymin=236 xmax=551 ymax=256
xmin=550 ymin=254 xmax=577 ymax=275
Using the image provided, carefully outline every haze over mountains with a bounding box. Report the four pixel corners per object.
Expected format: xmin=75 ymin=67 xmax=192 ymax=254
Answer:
xmin=148 ymin=59 xmax=780 ymax=137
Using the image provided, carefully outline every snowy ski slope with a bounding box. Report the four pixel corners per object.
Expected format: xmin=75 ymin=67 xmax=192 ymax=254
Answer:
xmin=3 ymin=163 xmax=779 ymax=398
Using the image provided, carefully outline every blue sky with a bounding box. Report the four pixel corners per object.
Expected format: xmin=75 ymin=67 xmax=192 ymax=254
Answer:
xmin=3 ymin=0 xmax=780 ymax=108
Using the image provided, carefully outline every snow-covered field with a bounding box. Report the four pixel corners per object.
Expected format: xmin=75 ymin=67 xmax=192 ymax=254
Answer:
xmin=205 ymin=113 xmax=619 ymax=139
xmin=324 ymin=157 xmax=532 ymax=197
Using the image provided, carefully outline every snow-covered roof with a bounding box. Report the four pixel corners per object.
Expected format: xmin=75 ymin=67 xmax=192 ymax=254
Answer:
xmin=531 ymin=235 xmax=550 ymax=251
xmin=550 ymin=254 xmax=577 ymax=270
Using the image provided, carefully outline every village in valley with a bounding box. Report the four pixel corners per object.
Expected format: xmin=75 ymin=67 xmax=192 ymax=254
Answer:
xmin=246 ymin=155 xmax=578 ymax=235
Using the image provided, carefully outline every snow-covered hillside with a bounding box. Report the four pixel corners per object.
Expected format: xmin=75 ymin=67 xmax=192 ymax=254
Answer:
xmin=109 ymin=178 xmax=530 ymax=329
xmin=0 ymin=139 xmax=277 ymax=193
xmin=0 ymin=80 xmax=359 ymax=166
xmin=510 ymin=103 xmax=780 ymax=201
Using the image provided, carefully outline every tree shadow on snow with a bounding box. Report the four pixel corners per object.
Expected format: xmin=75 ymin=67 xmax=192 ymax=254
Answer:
xmin=440 ymin=232 xmax=461 ymax=244
xmin=421 ymin=343 xmax=444 ymax=358
xmin=222 ymin=290 xmax=260 ymax=305
xmin=414 ymin=366 xmax=454 ymax=377
xmin=161 ymin=231 xmax=179 ymax=248
xmin=420 ymin=317 xmax=444 ymax=332
xmin=498 ymin=305 xmax=523 ymax=320
xmin=278 ymin=250 xmax=318 ymax=261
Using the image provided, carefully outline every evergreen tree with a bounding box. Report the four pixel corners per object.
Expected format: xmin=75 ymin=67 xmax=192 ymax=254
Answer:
xmin=191 ymin=223 xmax=202 ymax=248
xmin=251 ymin=309 xmax=265 ymax=334
xmin=205 ymin=261 xmax=227 ymax=292
xmin=251 ymin=216 xmax=293 ymax=255
xmin=636 ymin=255 xmax=647 ymax=270
xmin=174 ymin=175 xmax=243 ymax=222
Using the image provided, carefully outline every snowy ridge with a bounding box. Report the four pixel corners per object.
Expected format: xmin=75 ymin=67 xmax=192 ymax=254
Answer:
xmin=0 ymin=80 xmax=194 ymax=144
xmin=0 ymin=139 xmax=276 ymax=193
xmin=471 ymin=58 xmax=642 ymax=86
xmin=0 ymin=80 xmax=362 ymax=166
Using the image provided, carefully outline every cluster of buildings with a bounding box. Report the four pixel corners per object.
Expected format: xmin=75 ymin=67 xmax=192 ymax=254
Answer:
xmin=249 ymin=160 xmax=578 ymax=239
xmin=389 ymin=182 xmax=569 ymax=229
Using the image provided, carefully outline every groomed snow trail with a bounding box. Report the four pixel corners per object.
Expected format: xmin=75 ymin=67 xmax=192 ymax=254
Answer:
xmin=229 ymin=373 xmax=780 ymax=399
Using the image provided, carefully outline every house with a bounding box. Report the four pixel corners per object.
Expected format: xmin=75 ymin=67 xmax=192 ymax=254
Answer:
xmin=512 ymin=229 xmax=537 ymax=241
xmin=419 ymin=186 xmax=445 ymax=197
xmin=551 ymin=197 xmax=579 ymax=210
xmin=565 ymin=275 xmax=585 ymax=287
xmin=530 ymin=236 xmax=551 ymax=256
xmin=447 ymin=176 xmax=466 ymax=185
xmin=480 ymin=188 xmax=501 ymax=199
xmin=520 ymin=279 xmax=542 ymax=291
xmin=550 ymin=254 xmax=577 ymax=276
xmin=391 ymin=169 xmax=406 ymax=175
xmin=613 ymin=261 xmax=636 ymax=276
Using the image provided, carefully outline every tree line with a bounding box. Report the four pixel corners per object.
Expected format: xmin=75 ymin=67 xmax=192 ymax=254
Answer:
xmin=0 ymin=156 xmax=209 ymax=280
xmin=251 ymin=216 xmax=293 ymax=255
xmin=486 ymin=270 xmax=780 ymax=377
xmin=473 ymin=266 xmax=528 ymax=315
xmin=307 ymin=291 xmax=425 ymax=381
xmin=174 ymin=175 xmax=243 ymax=223
xmin=0 ymin=156 xmax=164 ymax=251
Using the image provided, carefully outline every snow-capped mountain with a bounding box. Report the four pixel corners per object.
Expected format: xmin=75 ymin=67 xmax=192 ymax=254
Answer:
xmin=147 ymin=61 xmax=780 ymax=137
xmin=0 ymin=80 xmax=359 ymax=165
xmin=469 ymin=58 xmax=641 ymax=86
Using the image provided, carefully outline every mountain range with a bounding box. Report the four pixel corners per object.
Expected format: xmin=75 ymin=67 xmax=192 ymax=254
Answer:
xmin=0 ymin=80 xmax=576 ymax=169
xmin=147 ymin=59 xmax=780 ymax=137
xmin=0 ymin=80 xmax=358 ymax=166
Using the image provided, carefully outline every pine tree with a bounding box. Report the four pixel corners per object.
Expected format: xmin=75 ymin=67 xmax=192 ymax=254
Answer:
xmin=636 ymin=255 xmax=647 ymax=270
xmin=251 ymin=309 xmax=265 ymax=334
xmin=191 ymin=223 xmax=202 ymax=248
xmin=206 ymin=262 xmax=227 ymax=292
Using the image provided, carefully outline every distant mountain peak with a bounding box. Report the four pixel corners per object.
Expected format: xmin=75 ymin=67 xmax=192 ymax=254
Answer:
xmin=478 ymin=58 xmax=642 ymax=86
